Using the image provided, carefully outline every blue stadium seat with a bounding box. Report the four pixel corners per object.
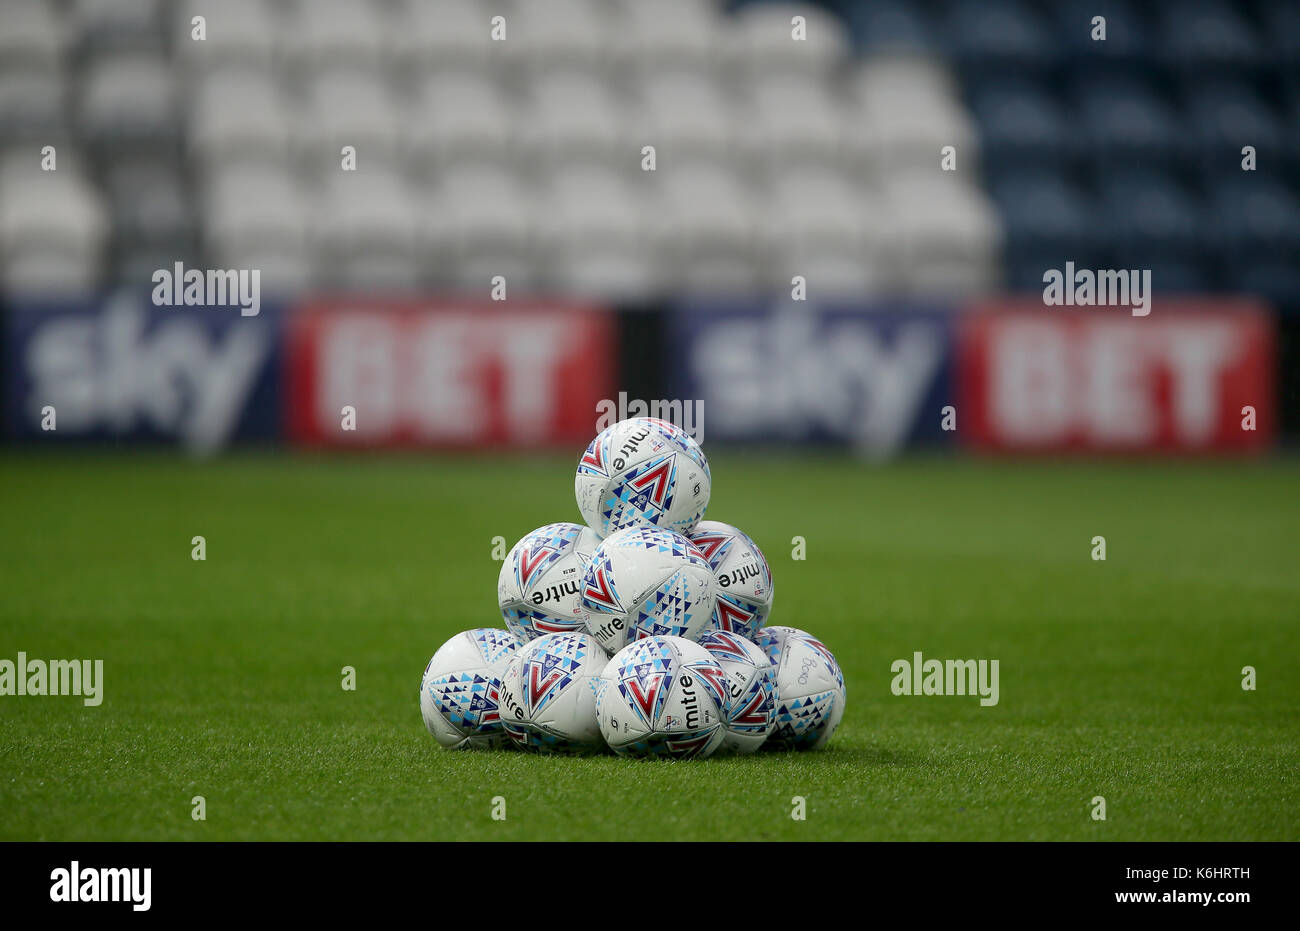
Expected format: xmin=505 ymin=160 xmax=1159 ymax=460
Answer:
xmin=1284 ymin=88 xmax=1300 ymax=175
xmin=1259 ymin=0 xmax=1300 ymax=75
xmin=1157 ymin=0 xmax=1263 ymax=73
xmin=1093 ymin=169 xmax=1206 ymax=261
xmin=1235 ymin=260 xmax=1300 ymax=308
xmin=1181 ymin=80 xmax=1285 ymax=175
xmin=1071 ymin=74 xmax=1185 ymax=166
xmin=988 ymin=169 xmax=1104 ymax=279
xmin=967 ymin=77 xmax=1076 ymax=168
xmin=1053 ymin=0 xmax=1148 ymax=64
xmin=1139 ymin=261 xmax=1215 ymax=294
xmin=1205 ymin=175 xmax=1300 ymax=261
xmin=943 ymin=0 xmax=1057 ymax=74
xmin=829 ymin=0 xmax=934 ymax=54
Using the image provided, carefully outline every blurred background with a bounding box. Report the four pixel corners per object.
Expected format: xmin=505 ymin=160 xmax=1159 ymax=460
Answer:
xmin=0 ymin=0 xmax=1296 ymax=456
xmin=2 ymin=0 xmax=1298 ymax=845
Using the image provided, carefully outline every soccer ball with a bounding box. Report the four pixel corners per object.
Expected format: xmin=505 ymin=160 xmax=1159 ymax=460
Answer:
xmin=498 ymin=522 xmax=600 ymax=643
xmin=575 ymin=417 xmax=711 ymax=538
xmin=754 ymin=626 xmax=846 ymax=751
xmin=580 ymin=526 xmax=717 ymax=653
xmin=419 ymin=628 xmax=521 ymax=750
xmin=497 ymin=631 xmax=607 ymax=753
xmin=596 ymin=636 xmax=730 ymax=759
xmin=688 ymin=520 xmax=774 ymax=639
xmin=698 ymin=630 xmax=777 ymax=754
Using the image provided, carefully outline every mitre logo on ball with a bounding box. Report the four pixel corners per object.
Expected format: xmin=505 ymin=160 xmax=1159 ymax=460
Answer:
xmin=498 ymin=522 xmax=599 ymax=643
xmin=580 ymin=527 xmax=718 ymax=652
xmin=688 ymin=520 xmax=775 ymax=640
xmin=597 ymin=636 xmax=731 ymax=759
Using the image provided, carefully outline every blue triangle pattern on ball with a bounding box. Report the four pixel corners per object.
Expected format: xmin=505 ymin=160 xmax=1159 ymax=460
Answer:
xmin=638 ymin=570 xmax=694 ymax=637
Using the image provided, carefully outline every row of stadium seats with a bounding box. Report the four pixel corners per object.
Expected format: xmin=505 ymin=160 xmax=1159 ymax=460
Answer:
xmin=12 ymin=53 xmax=1297 ymax=182
xmin=11 ymin=0 xmax=1296 ymax=75
xmin=42 ymin=62 xmax=966 ymax=174
xmin=1 ymin=0 xmax=851 ymax=78
xmin=0 ymin=148 xmax=998 ymax=297
xmin=969 ymin=74 xmax=1300 ymax=177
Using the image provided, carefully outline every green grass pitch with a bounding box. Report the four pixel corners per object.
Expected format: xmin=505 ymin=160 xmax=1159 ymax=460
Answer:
xmin=1 ymin=452 xmax=1297 ymax=841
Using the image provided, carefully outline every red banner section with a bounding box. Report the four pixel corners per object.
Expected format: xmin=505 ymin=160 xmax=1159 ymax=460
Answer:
xmin=956 ymin=299 xmax=1275 ymax=453
xmin=285 ymin=300 xmax=614 ymax=448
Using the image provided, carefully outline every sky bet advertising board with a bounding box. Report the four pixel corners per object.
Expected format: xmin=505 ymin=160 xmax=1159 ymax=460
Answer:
xmin=4 ymin=293 xmax=1277 ymax=455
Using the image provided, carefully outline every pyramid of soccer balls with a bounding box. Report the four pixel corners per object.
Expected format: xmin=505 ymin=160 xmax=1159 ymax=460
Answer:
xmin=419 ymin=417 xmax=846 ymax=759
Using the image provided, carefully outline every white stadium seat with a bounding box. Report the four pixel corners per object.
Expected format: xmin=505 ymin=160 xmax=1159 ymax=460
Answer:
xmin=389 ymin=0 xmax=499 ymax=75
xmin=539 ymin=165 xmax=649 ymax=252
xmin=202 ymin=163 xmax=311 ymax=289
xmin=742 ymin=72 xmax=847 ymax=170
xmin=885 ymin=171 xmax=1003 ymax=295
xmin=636 ymin=70 xmax=742 ymax=167
xmin=188 ymin=68 xmax=293 ymax=168
xmin=70 ymin=0 xmax=165 ymax=50
xmin=0 ymin=0 xmax=65 ymax=73
xmin=281 ymin=0 xmax=392 ymax=72
xmin=420 ymin=165 xmax=539 ymax=291
xmin=760 ymin=167 xmax=892 ymax=295
xmin=850 ymin=56 xmax=979 ymax=175
xmin=403 ymin=71 xmax=518 ymax=175
xmin=506 ymin=0 xmax=617 ymax=77
xmin=617 ymin=0 xmax=728 ymax=77
xmin=77 ymin=53 xmax=177 ymax=145
xmin=0 ymin=156 xmax=107 ymax=294
xmin=728 ymin=2 xmax=851 ymax=80
xmin=540 ymin=167 xmax=659 ymax=298
xmin=311 ymin=170 xmax=423 ymax=290
xmin=312 ymin=169 xmax=420 ymax=251
xmin=652 ymin=163 xmax=762 ymax=292
xmin=293 ymin=68 xmax=403 ymax=170
xmin=519 ymin=72 xmax=636 ymax=170
xmin=176 ymin=0 xmax=280 ymax=71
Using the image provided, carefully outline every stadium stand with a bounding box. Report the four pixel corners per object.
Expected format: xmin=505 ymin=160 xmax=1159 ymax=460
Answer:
xmin=0 ymin=0 xmax=1295 ymax=306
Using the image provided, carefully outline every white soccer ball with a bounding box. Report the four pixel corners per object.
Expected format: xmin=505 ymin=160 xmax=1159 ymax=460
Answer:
xmin=575 ymin=417 xmax=711 ymax=538
xmin=596 ymin=636 xmax=730 ymax=759
xmin=419 ymin=628 xmax=521 ymax=750
xmin=580 ymin=526 xmax=717 ymax=653
xmin=498 ymin=522 xmax=600 ymax=643
xmin=698 ymin=630 xmax=777 ymax=754
xmin=497 ymin=631 xmax=607 ymax=753
xmin=754 ymin=626 xmax=846 ymax=751
xmin=688 ymin=520 xmax=774 ymax=640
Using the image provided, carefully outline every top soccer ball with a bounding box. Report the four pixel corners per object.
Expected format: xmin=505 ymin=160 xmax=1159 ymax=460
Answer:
xmin=575 ymin=418 xmax=711 ymax=538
